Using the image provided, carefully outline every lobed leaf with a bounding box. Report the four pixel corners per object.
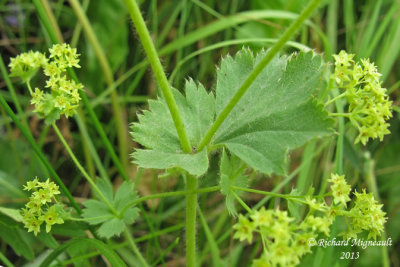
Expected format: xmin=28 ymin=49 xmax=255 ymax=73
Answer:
xmin=131 ymin=49 xmax=333 ymax=177
xmin=214 ymin=49 xmax=334 ymax=175
xmin=81 ymin=180 xmax=140 ymax=238
xmin=131 ymin=79 xmax=215 ymax=176
xmin=82 ymin=199 xmax=113 ymax=225
xmin=220 ymin=150 xmax=248 ymax=216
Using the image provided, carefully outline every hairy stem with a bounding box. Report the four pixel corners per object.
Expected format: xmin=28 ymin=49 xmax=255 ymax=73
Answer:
xmin=231 ymin=190 xmax=252 ymax=214
xmin=185 ymin=175 xmax=198 ymax=267
xmin=124 ymin=0 xmax=192 ymax=154
xmin=197 ymin=0 xmax=323 ymax=151
xmin=68 ymin=0 xmax=129 ymax=173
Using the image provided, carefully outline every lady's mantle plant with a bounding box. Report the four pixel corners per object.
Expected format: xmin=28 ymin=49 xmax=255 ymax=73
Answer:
xmin=130 ymin=48 xmax=391 ymax=266
xmin=10 ymin=40 xmax=392 ymax=265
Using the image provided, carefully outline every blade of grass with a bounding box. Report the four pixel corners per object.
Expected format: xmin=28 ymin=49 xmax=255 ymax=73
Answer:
xmin=343 ymin=0 xmax=355 ymax=51
xmin=377 ymin=14 xmax=400 ymax=80
xmin=68 ymin=0 xmax=129 ymax=173
xmin=39 ymin=0 xmax=64 ymax=42
xmin=150 ymin=237 xmax=180 ymax=267
xmin=198 ymin=206 xmax=223 ymax=266
xmin=103 ymin=10 xmax=329 ymax=105
xmin=357 ymin=0 xmax=382 ymax=58
xmin=159 ymin=10 xmax=327 ymax=57
xmin=365 ymin=2 xmax=400 ymax=58
xmin=0 ymin=251 xmax=14 ymax=267
xmin=169 ymin=37 xmax=311 ymax=83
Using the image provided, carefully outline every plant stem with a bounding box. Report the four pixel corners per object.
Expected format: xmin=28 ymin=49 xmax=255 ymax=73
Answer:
xmin=51 ymin=123 xmax=116 ymax=214
xmin=124 ymin=227 xmax=149 ymax=267
xmin=124 ymin=0 xmax=192 ymax=154
xmin=233 ymin=186 xmax=310 ymax=205
xmin=197 ymin=0 xmax=323 ymax=151
xmin=68 ymin=0 xmax=129 ymax=173
xmin=328 ymin=112 xmax=351 ymax=117
xmin=0 ymin=94 xmax=81 ymax=213
xmin=324 ymin=92 xmax=346 ymax=106
xmin=231 ymin=191 xmax=252 ymax=214
xmin=185 ymin=175 xmax=198 ymax=267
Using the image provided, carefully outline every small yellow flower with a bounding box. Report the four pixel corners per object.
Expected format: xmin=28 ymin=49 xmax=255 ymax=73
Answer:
xmin=233 ymin=214 xmax=254 ymax=243
xmin=328 ymin=173 xmax=351 ymax=206
xmin=23 ymin=176 xmax=39 ymax=191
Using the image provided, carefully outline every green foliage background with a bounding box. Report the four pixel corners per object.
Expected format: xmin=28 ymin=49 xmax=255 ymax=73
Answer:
xmin=0 ymin=0 xmax=399 ymax=266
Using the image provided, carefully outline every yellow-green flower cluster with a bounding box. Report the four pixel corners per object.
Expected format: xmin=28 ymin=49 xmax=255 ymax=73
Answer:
xmin=234 ymin=207 xmax=331 ymax=267
xmin=9 ymin=44 xmax=83 ymax=123
xmin=9 ymin=51 xmax=47 ymax=82
xmin=21 ymin=177 xmax=65 ymax=236
xmin=333 ymin=50 xmax=393 ymax=145
xmin=233 ymin=173 xmax=387 ymax=266
xmin=347 ymin=190 xmax=387 ymax=240
xmin=328 ymin=174 xmax=387 ymax=240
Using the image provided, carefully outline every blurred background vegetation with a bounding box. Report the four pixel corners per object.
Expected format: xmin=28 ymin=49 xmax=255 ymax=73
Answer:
xmin=0 ymin=0 xmax=399 ymax=266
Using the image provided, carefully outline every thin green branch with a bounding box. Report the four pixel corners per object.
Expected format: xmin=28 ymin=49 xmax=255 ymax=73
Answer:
xmin=328 ymin=112 xmax=351 ymax=118
xmin=197 ymin=0 xmax=323 ymax=151
xmin=232 ymin=186 xmax=309 ymax=205
xmin=324 ymin=92 xmax=347 ymax=106
xmin=124 ymin=0 xmax=192 ymax=154
xmin=231 ymin=190 xmax=252 ymax=214
xmin=51 ymin=123 xmax=116 ymax=214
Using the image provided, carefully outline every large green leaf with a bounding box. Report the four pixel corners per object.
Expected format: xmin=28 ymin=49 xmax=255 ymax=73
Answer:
xmin=131 ymin=80 xmax=215 ymax=176
xmin=214 ymin=50 xmax=334 ymax=175
xmin=131 ymin=50 xmax=333 ymax=177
